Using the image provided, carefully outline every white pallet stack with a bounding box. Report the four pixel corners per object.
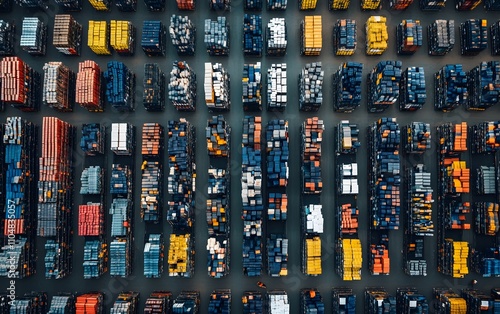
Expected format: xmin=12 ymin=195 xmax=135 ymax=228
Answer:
xmin=111 ymin=123 xmax=134 ymax=155
xmin=268 ymin=292 xmax=290 ymax=314
xmin=267 ymin=63 xmax=287 ymax=111
xmin=304 ymin=204 xmax=324 ymax=234
xmin=340 ymin=163 xmax=359 ymax=195
xmin=204 ymin=62 xmax=230 ymax=111
xmin=266 ymin=18 xmax=287 ymax=56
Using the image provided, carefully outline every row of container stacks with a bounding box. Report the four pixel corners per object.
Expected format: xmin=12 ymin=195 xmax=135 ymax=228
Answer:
xmin=428 ymin=20 xmax=455 ymax=55
xmin=204 ymin=62 xmax=230 ymax=111
xmin=407 ymin=164 xmax=434 ymax=236
xmin=0 ymin=117 xmax=37 ymax=279
xmin=365 ymin=287 xmax=396 ymax=313
xmin=332 ymin=288 xmax=356 ymax=313
xmin=302 ymin=117 xmax=324 ymax=195
xmin=75 ymin=60 xmax=104 ymax=112
xmin=141 ymin=123 xmax=164 ymax=223
xmin=43 ymin=62 xmax=75 ymax=112
xmin=400 ymin=67 xmax=426 ymax=111
xmin=301 ymin=15 xmax=322 ymax=56
xmin=243 ymin=14 xmax=263 ymax=57
xmin=397 ymin=19 xmax=423 ymax=55
xmin=301 ymin=289 xmax=325 ymax=313
xmin=167 ymin=119 xmax=196 ymax=278
xmin=241 ymin=116 xmax=263 ymax=277
xmin=168 ymin=61 xmax=196 ymax=112
xmin=365 ymin=16 xmax=388 ymax=55
xmin=206 ymin=115 xmax=231 ymax=278
xmin=460 ymin=19 xmax=488 ymax=56
xmin=141 ymin=21 xmax=166 ymax=57
xmin=299 ymin=62 xmax=324 ymax=112
xmin=466 ymin=61 xmax=500 ymax=111
xmin=267 ymin=0 xmax=286 ymax=9
xmin=143 ymin=234 xmax=163 ymax=278
xmin=0 ymin=57 xmax=40 ymax=112
xmin=143 ymin=63 xmax=165 ymax=112
xmin=243 ymin=0 xmax=261 ymax=11
xmin=333 ymin=63 xmax=362 ymax=113
xmin=0 ymin=20 xmax=14 ymax=56
xmin=110 ymin=292 xmax=139 ymax=313
xmin=242 ymin=63 xmax=262 ymax=111
xmin=204 ymin=17 xmax=229 ymax=56
xmin=267 ymin=63 xmax=287 ymax=112
xmin=105 ymin=61 xmax=136 ymax=112
xmin=242 ymin=291 xmax=264 ymax=313
xmin=334 ymin=19 xmax=356 ymax=55
xmin=169 ymin=15 xmax=195 ymax=56
xmin=329 ymin=0 xmax=350 ymax=10
xmin=19 ymin=17 xmax=47 ymax=56
xmin=476 ymin=167 xmax=496 ymax=195
xmin=53 ymin=14 xmax=82 ymax=56
xmin=266 ymin=18 xmax=287 ymax=56
xmin=336 ymin=238 xmax=362 ymax=280
xmin=367 ymin=61 xmax=402 ymax=113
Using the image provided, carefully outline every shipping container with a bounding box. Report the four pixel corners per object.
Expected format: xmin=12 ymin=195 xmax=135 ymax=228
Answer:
xmin=268 ymin=193 xmax=287 ymax=221
xmin=332 ymin=63 xmax=362 ymax=113
xmin=403 ymin=237 xmax=427 ymax=276
xmin=267 ymin=0 xmax=286 ymax=10
xmin=81 ymin=123 xmax=105 ymax=156
xmin=396 ymin=288 xmax=429 ymax=313
xmin=407 ymin=164 xmax=434 ymax=236
xmin=301 ymin=117 xmax=323 ymax=194
xmin=53 ymin=15 xmax=82 ymax=55
xmin=332 ymin=288 xmax=356 ymax=313
xmin=141 ymin=161 xmax=162 ymax=223
xmin=88 ymin=0 xmax=110 ymax=10
xmin=88 ymin=21 xmax=111 ymax=55
xmin=209 ymin=290 xmax=231 ymax=314
xmin=435 ymin=64 xmax=468 ymax=112
xmin=299 ymin=62 xmax=324 ymax=112
xmin=420 ymin=0 xmax=445 ymax=9
xmin=336 ymin=121 xmax=360 ymax=154
xmin=243 ymin=14 xmax=262 ymax=56
xmin=460 ymin=19 xmax=488 ymax=55
xmin=434 ymin=288 xmax=467 ymax=313
xmin=337 ymin=163 xmax=358 ymax=196
xmin=9 ymin=292 xmax=48 ymax=313
xmin=76 ymin=60 xmax=104 ymax=112
xmin=491 ymin=20 xmax=500 ymax=55
xmin=168 ymin=61 xmax=196 ymax=112
xmin=78 ymin=203 xmax=104 ymax=236
xmin=0 ymin=57 xmax=41 ymax=112
xmin=336 ymin=238 xmax=362 ymax=280
xmin=243 ymin=291 xmax=263 ymax=314
xmin=110 ymin=20 xmax=135 ymax=55
xmin=173 ymin=291 xmax=200 ymax=313
xmin=471 ymin=247 xmax=500 ymax=277
xmin=267 ymin=291 xmax=289 ymax=314
xmin=405 ymin=122 xmax=431 ymax=153
xmin=462 ymin=289 xmax=497 ymax=313
xmin=266 ymin=64 xmax=287 ymax=112
xmin=266 ymin=19 xmax=287 ymax=56
xmin=242 ymin=63 xmax=262 ymax=111
xmin=399 ymin=67 xmax=426 ymax=111
xmin=428 ymin=20 xmax=455 ymax=55
xmin=361 ymin=0 xmax=380 ymax=9
xmin=299 ymin=0 xmax=317 ymax=9
xmin=53 ymin=0 xmax=81 ymax=10
xmin=111 ymin=123 xmax=135 ymax=156
xmin=204 ymin=17 xmax=229 ymax=56
xmin=143 ymin=63 xmax=165 ymax=111
xmin=475 ymin=167 xmax=496 ymax=195
xmin=472 ymin=122 xmax=500 ymax=154
xmin=474 ymin=202 xmax=499 ymax=235
xmin=110 ymin=238 xmax=132 ymax=277
xmin=367 ymin=61 xmax=402 ymax=112
xmin=0 ymin=238 xmax=34 ymax=279
xmin=266 ymin=119 xmax=289 ymax=189
xmin=300 ymin=289 xmax=324 ymax=313
xmin=466 ymin=62 xmax=500 ymax=111
xmin=144 ymin=291 xmax=172 ymax=314
xmin=75 ymin=292 xmax=104 ymax=314
xmin=207 ymin=236 xmax=229 ymax=278
xmin=267 ymin=234 xmax=288 ymax=277
xmin=141 ymin=21 xmax=167 ymax=56
xmin=110 ymin=198 xmax=132 ymax=237
xmin=169 ymin=15 xmax=196 ymax=56
xmin=302 ymin=236 xmax=321 ymax=275
xmin=83 ymin=239 xmax=107 ymax=279
xmin=397 ymin=20 xmax=423 ymax=54
xmin=144 ymin=234 xmax=164 ymax=278
xmin=334 ymin=20 xmax=356 ymax=55
xmin=329 ymin=0 xmax=350 ymax=10
xmin=110 ymin=292 xmax=139 ymax=314
xmin=365 ymin=288 xmax=396 ymax=313
xmin=20 ymin=17 xmax=47 ymax=55
xmin=43 ymin=62 xmax=75 ymax=112
xmin=104 ymin=61 xmax=135 ymax=112
xmin=204 ymin=63 xmax=231 ymax=111
xmin=0 ymin=20 xmax=15 ymax=56
xmin=176 ymin=0 xmax=195 ymax=10
xmin=301 ymin=16 xmax=322 ymax=56
xmin=48 ymin=294 xmax=75 ymax=313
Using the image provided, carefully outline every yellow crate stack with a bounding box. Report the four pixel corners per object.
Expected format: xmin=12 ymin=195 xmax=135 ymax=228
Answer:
xmin=168 ymin=234 xmax=191 ymax=276
xmin=330 ymin=0 xmax=350 ymax=11
xmin=301 ymin=16 xmax=322 ymax=56
xmin=361 ymin=0 xmax=381 ymax=9
xmin=88 ymin=21 xmax=111 ymax=55
xmin=448 ymin=297 xmax=468 ymax=313
xmin=341 ymin=238 xmax=362 ymax=281
xmin=88 ymin=0 xmax=110 ymax=10
xmin=365 ymin=16 xmax=388 ymax=55
xmin=450 ymin=240 xmax=469 ymax=278
xmin=299 ymin=0 xmax=318 ymax=10
xmin=110 ymin=20 xmax=134 ymax=54
xmin=305 ymin=236 xmax=322 ymax=275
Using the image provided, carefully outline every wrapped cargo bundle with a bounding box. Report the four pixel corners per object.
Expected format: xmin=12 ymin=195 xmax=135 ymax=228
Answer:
xmin=460 ymin=19 xmax=488 ymax=55
xmin=20 ymin=17 xmax=47 ymax=55
xmin=110 ymin=292 xmax=139 ymax=314
xmin=336 ymin=121 xmax=361 ymax=154
xmin=365 ymin=16 xmax=388 ymax=55
xmin=267 ymin=291 xmax=290 ymax=313
xmin=334 ymin=20 xmax=356 ymax=55
xmin=300 ymin=289 xmax=324 ymax=312
xmin=267 ymin=0 xmax=285 ymax=10
xmin=88 ymin=21 xmax=111 ymax=55
xmin=0 ymin=20 xmax=15 ymax=56
xmin=144 ymin=234 xmax=163 ymax=278
xmin=110 ymin=238 xmax=131 ymax=277
xmin=367 ymin=61 xmax=402 ymax=112
xmin=88 ymin=0 xmax=110 ymax=9
xmin=405 ymin=122 xmax=431 ymax=153
xmin=210 ymin=0 xmax=230 ymax=10
xmin=242 ymin=292 xmax=263 ymax=313
xmin=299 ymin=62 xmax=324 ymax=112
xmin=80 ymin=167 xmax=103 ymax=195
xmin=81 ymin=123 xmax=105 ymax=155
xmin=476 ymin=166 xmax=496 ymax=194
xmin=361 ymin=0 xmax=380 ymax=9
xmin=42 ymin=62 xmax=75 ymax=112
xmin=330 ymin=0 xmax=350 ymax=10
xmin=209 ymin=290 xmax=231 ymax=313
xmin=173 ymin=292 xmax=200 ymax=313
xmin=168 ymin=234 xmax=194 ymax=277
xmin=333 ymin=63 xmax=362 ymax=113
xmin=168 ymin=61 xmax=197 ymax=111
xmin=204 ymin=63 xmax=231 ymax=111
xmin=472 ymin=121 xmax=500 ymax=154
xmin=434 ymin=289 xmax=467 ymax=313
xmin=48 ymin=295 xmax=75 ymax=313
xmin=75 ymin=61 xmax=104 ymax=112
xmin=242 ymin=63 xmax=262 ymax=111
xmin=111 ymin=123 xmax=134 ymax=156
xmin=400 ymin=67 xmax=426 ymax=111
xmin=207 ymin=236 xmax=229 ymax=278
xmin=332 ymin=288 xmax=356 ymax=313
xmin=169 ymin=15 xmax=196 ymax=56
xmin=243 ymin=14 xmax=263 ymax=57
xmin=78 ymin=203 xmax=104 ymax=236
xmin=456 ymin=0 xmax=481 ymax=9
xmin=115 ymin=0 xmax=136 ymax=11
xmin=82 ymin=240 xmax=107 ymax=278
xmin=141 ymin=21 xmax=166 ymax=57
xmin=302 ymin=204 xmax=324 ymax=234
xmin=143 ymin=63 xmax=165 ymax=111
xmin=336 ymin=238 xmax=362 ymax=280
xmin=104 ymin=61 xmax=135 ymax=112
xmin=176 ymin=0 xmax=195 ymax=9
xmin=365 ymin=288 xmax=396 ymax=313
xmin=144 ymin=0 xmax=165 ymax=11
xmin=266 ymin=18 xmax=287 ymax=56
xmin=0 ymin=57 xmax=40 ymax=112
xmin=396 ymin=288 xmax=429 ymax=313
xmin=390 ymin=0 xmax=413 ymax=9
xmin=301 ymin=16 xmax=322 ymax=56
xmin=144 ymin=291 xmax=172 ymax=313
xmin=53 ymin=15 xmax=82 ymax=55
xmin=301 ymin=118 xmax=324 ymax=194
xmin=467 ymin=62 xmax=500 ymax=111
xmin=267 ymin=234 xmax=288 ymax=277
xmin=397 ymin=20 xmax=423 ymax=54
xmin=408 ymin=164 xmax=434 ymax=236
xmin=204 ymin=17 xmax=230 ymax=56
xmin=435 ymin=64 xmax=468 ymax=112
xmin=428 ymin=20 xmax=455 ymax=55
xmin=110 ymin=20 xmax=135 ymax=55
xmin=75 ymin=293 xmax=103 ymax=313
xmin=420 ymin=0 xmax=445 ymax=9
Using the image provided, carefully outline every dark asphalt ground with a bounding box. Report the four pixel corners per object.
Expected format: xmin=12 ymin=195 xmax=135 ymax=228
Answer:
xmin=1 ymin=0 xmax=500 ymax=312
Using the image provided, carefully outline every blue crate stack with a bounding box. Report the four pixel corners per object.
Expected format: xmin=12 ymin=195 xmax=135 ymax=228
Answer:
xmin=243 ymin=14 xmax=263 ymax=57
xmin=367 ymin=61 xmax=402 ymax=113
xmin=173 ymin=291 xmax=200 ymax=313
xmin=332 ymin=288 xmax=356 ymax=313
xmin=267 ymin=234 xmax=288 ymax=277
xmin=467 ymin=61 xmax=500 ymax=111
xmin=242 ymin=63 xmax=262 ymax=111
xmin=333 ymin=62 xmax=363 ymax=113
xmin=400 ymin=67 xmax=426 ymax=111
xmin=397 ymin=19 xmax=423 ymax=55
xmin=104 ymin=61 xmax=136 ymax=112
xmin=334 ymin=19 xmax=356 ymax=56
xmin=242 ymin=292 xmax=264 ymax=314
xmin=141 ymin=21 xmax=166 ymax=56
xmin=48 ymin=295 xmax=75 ymax=313
xmin=144 ymin=234 xmax=163 ymax=278
xmin=460 ymin=19 xmax=488 ymax=56
xmin=204 ymin=17 xmax=230 ymax=56
xmin=209 ymin=290 xmax=231 ymax=314
xmin=143 ymin=63 xmax=165 ymax=111
xmin=434 ymin=64 xmax=468 ymax=112
xmin=301 ymin=289 xmax=325 ymax=314
xmin=20 ymin=17 xmax=47 ymax=55
xmin=169 ymin=15 xmax=196 ymax=56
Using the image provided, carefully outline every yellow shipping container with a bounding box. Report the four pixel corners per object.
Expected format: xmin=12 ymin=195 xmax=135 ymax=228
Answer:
xmin=300 ymin=0 xmax=318 ymax=9
xmin=88 ymin=0 xmax=109 ymax=10
xmin=305 ymin=237 xmax=322 ymax=275
xmin=88 ymin=21 xmax=111 ymax=55
xmin=168 ymin=234 xmax=192 ymax=276
xmin=365 ymin=16 xmax=388 ymax=55
xmin=301 ymin=16 xmax=322 ymax=56
xmin=110 ymin=20 xmax=132 ymax=52
xmin=361 ymin=0 xmax=381 ymax=9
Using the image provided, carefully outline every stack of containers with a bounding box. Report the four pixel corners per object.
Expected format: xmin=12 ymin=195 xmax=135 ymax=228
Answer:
xmin=10 ymin=293 xmax=48 ymax=312
xmin=420 ymin=0 xmax=445 ymax=9
xmin=144 ymin=291 xmax=172 ymax=313
xmin=167 ymin=119 xmax=195 ymax=278
xmin=54 ymin=0 xmax=81 ymax=12
xmin=173 ymin=292 xmax=200 ymax=313
xmin=299 ymin=0 xmax=317 ymax=9
xmin=332 ymin=288 xmax=356 ymax=313
xmin=267 ymin=64 xmax=287 ymax=111
xmin=361 ymin=0 xmax=381 ymax=9
xmin=333 ymin=62 xmax=363 ymax=113
xmin=405 ymin=122 xmax=431 ymax=154
xmin=0 ymin=117 xmax=37 ymax=279
xmin=42 ymin=62 xmax=75 ymax=112
xmin=365 ymin=288 xmax=396 ymax=313
xmin=76 ymin=60 xmax=104 ymax=112
xmin=168 ymin=61 xmax=197 ymax=111
xmin=301 ymin=16 xmax=322 ymax=56
xmin=399 ymin=67 xmax=426 ymax=111
xmin=367 ymin=61 xmax=402 ymax=113
xmin=143 ymin=63 xmax=165 ymax=111
xmin=52 ymin=15 xmax=82 ymax=56
xmin=471 ymin=121 xmax=500 ymax=154
xmin=397 ymin=20 xmax=423 ymax=55
xmin=244 ymin=0 xmax=261 ymax=10
xmin=329 ymin=0 xmax=350 ymax=10
xmin=266 ymin=18 xmax=287 ymax=56
xmin=243 ymin=14 xmax=263 ymax=57
xmin=336 ymin=238 xmax=362 ymax=280
xmin=204 ymin=17 xmax=229 ymax=56
xmin=267 ymin=0 xmax=286 ymax=9
xmin=87 ymin=21 xmax=111 ymax=55
xmin=80 ymin=123 xmax=105 ymax=155
xmin=144 ymin=234 xmax=164 ymax=278
xmin=0 ymin=57 xmax=40 ymax=112
xmin=204 ymin=63 xmax=231 ymax=111
xmin=336 ymin=121 xmax=361 ymax=155
xmin=144 ymin=0 xmax=164 ymax=11
xmin=365 ymin=16 xmax=388 ymax=55
xmin=428 ymin=20 xmax=455 ymax=55
xmin=141 ymin=123 xmax=164 ymax=223
xmin=267 ymin=291 xmax=290 ymax=313
xmin=460 ymin=19 xmax=488 ymax=56
xmin=434 ymin=64 xmax=468 ymax=112
xmin=110 ymin=292 xmax=139 ymax=313
xmin=75 ymin=293 xmax=104 ymax=313
xmin=141 ymin=21 xmax=166 ymax=57
xmin=466 ymin=61 xmax=500 ymax=111
xmin=20 ymin=17 xmax=47 ymax=56
xmin=242 ymin=63 xmax=262 ymax=111
xmin=38 ymin=117 xmax=74 ymax=279
xmin=206 ymin=115 xmax=231 ymax=278
xmin=48 ymin=295 xmax=75 ymax=313
xmin=299 ymin=62 xmax=324 ymax=112
xmin=462 ymin=289 xmax=498 ymax=312
xmin=302 ymin=117 xmax=324 ymax=195
xmin=492 ymin=20 xmax=500 ymax=56
xmin=266 ymin=120 xmax=289 ymax=277
xmin=110 ymin=20 xmax=135 ymax=55
xmin=485 ymin=0 xmax=500 ymax=9
xmin=104 ymin=61 xmax=135 ymax=112
xmin=475 ymin=167 xmax=496 ymax=195
xmin=210 ymin=0 xmax=230 ymax=10
xmin=300 ymin=289 xmax=325 ymax=313
xmin=88 ymin=0 xmax=110 ymax=10
xmin=474 ymin=202 xmax=499 ymax=235
xmin=241 ymin=116 xmax=263 ymax=277
xmin=390 ymin=0 xmax=413 ymax=9
xmin=169 ymin=15 xmax=196 ymax=56
xmin=396 ymin=288 xmax=429 ymax=313
xmin=176 ymin=0 xmax=195 ymax=9
xmin=334 ymin=19 xmax=356 ymax=56
xmin=0 ymin=20 xmax=15 ymax=56
xmin=433 ymin=288 xmax=467 ymax=313
xmin=242 ymin=292 xmax=263 ymax=313
xmin=115 ymin=0 xmax=136 ymax=11
xmin=209 ymin=290 xmax=231 ymax=313
xmin=437 ymin=122 xmax=471 ymax=278
xmin=456 ymin=0 xmax=481 ymax=9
